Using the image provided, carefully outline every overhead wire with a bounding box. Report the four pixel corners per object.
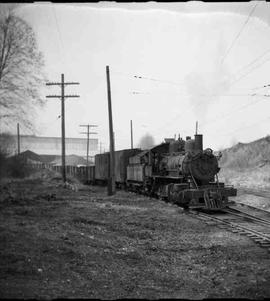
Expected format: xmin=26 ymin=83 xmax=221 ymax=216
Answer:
xmin=111 ymin=69 xmax=186 ymax=87
xmin=233 ymin=48 xmax=270 ymax=81
xmin=151 ymin=100 xmax=206 ymax=136
xmin=229 ymin=56 xmax=270 ymax=88
xmin=200 ymin=95 xmax=268 ymax=130
xmin=251 ymin=83 xmax=270 ymax=91
xmin=216 ymin=115 xmax=270 ymax=138
xmin=51 ymin=5 xmax=66 ymax=70
xmin=220 ymin=1 xmax=259 ymax=65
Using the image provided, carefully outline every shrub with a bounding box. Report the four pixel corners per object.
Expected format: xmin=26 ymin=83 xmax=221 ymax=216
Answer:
xmin=6 ymin=156 xmax=33 ymax=178
xmin=0 ymin=149 xmax=8 ymax=179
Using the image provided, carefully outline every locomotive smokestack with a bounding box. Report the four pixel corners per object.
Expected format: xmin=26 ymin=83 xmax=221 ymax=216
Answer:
xmin=194 ymin=134 xmax=203 ymax=151
xmin=195 ymin=121 xmax=198 ymax=135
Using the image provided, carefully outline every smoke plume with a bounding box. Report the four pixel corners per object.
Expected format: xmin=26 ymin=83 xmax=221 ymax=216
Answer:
xmin=185 ymin=34 xmax=231 ymax=124
xmin=137 ymin=133 xmax=155 ymax=149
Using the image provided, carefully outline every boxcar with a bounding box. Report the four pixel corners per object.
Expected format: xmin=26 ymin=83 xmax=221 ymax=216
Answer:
xmin=87 ymin=165 xmax=95 ymax=183
xmin=114 ymin=149 xmax=141 ymax=187
xmin=94 ymin=149 xmax=141 ymax=186
xmin=95 ymin=152 xmax=110 ymax=184
xmin=75 ymin=165 xmax=95 ymax=183
xmin=127 ymin=150 xmax=149 ymax=191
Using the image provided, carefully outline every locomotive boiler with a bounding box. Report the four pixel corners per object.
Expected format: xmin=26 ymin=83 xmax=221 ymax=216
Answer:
xmin=127 ymin=134 xmax=237 ymax=209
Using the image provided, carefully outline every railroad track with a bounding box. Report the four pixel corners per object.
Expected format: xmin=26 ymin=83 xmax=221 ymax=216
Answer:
xmin=187 ymin=204 xmax=270 ymax=252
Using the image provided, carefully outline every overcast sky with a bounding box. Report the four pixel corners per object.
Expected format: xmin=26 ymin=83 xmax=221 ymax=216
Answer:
xmin=11 ymin=1 xmax=270 ymax=151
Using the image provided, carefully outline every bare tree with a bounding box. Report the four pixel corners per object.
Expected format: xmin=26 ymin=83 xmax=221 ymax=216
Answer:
xmin=0 ymin=6 xmax=46 ymax=132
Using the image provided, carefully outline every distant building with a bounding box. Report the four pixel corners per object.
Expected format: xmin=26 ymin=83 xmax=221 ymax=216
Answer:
xmin=0 ymin=135 xmax=98 ymax=159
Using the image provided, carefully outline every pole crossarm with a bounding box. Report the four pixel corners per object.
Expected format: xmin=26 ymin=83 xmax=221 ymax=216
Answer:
xmin=64 ymin=82 xmax=80 ymax=85
xmin=80 ymin=124 xmax=98 ymax=127
xmin=80 ymin=132 xmax=98 ymax=135
xmin=46 ymin=82 xmax=80 ymax=86
xmin=46 ymin=95 xmax=62 ymax=98
xmin=46 ymin=95 xmax=79 ymax=98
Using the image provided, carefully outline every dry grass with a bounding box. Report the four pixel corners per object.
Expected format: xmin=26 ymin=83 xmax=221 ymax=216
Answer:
xmin=220 ymin=136 xmax=270 ymax=170
xmin=0 ymin=171 xmax=270 ymax=299
xmin=218 ymin=136 xmax=270 ymax=190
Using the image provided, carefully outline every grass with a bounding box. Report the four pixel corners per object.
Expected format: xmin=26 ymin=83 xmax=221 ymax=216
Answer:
xmin=0 ymin=171 xmax=270 ymax=298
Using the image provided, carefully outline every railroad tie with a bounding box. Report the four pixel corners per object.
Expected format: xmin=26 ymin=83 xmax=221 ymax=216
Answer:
xmin=247 ymin=235 xmax=260 ymax=239
xmin=254 ymin=238 xmax=264 ymax=243
xmin=258 ymin=241 xmax=270 ymax=247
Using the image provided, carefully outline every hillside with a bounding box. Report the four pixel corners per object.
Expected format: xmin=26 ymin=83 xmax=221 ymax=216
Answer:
xmin=218 ymin=135 xmax=270 ymax=189
xmin=219 ymin=135 xmax=270 ymax=169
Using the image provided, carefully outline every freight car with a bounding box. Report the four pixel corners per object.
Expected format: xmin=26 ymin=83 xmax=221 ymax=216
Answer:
xmin=126 ymin=134 xmax=237 ymax=209
xmin=94 ymin=148 xmax=141 ymax=187
xmin=51 ymin=165 xmax=95 ymax=184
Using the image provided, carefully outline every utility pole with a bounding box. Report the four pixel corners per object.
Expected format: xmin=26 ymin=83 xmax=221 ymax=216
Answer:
xmin=46 ymin=74 xmax=80 ymax=183
xmin=79 ymin=124 xmax=98 ymax=166
xmin=106 ymin=65 xmax=116 ymax=196
xmin=100 ymin=142 xmax=102 ymax=154
xmin=17 ymin=123 xmax=20 ymax=155
xmin=130 ymin=120 xmax=133 ymax=149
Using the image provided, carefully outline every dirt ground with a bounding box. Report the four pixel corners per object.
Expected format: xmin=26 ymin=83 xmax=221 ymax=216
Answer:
xmin=0 ymin=170 xmax=270 ymax=299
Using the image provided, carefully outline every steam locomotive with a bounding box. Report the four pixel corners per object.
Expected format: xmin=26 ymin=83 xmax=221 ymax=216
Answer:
xmin=93 ymin=133 xmax=237 ymax=210
xmin=126 ymin=134 xmax=236 ymax=209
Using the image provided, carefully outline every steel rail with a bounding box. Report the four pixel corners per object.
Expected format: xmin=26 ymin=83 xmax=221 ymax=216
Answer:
xmin=223 ymin=207 xmax=270 ymax=227
xmin=188 ymin=210 xmax=270 ymax=252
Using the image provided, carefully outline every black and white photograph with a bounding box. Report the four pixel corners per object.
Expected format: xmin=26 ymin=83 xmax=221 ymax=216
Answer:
xmin=0 ymin=1 xmax=270 ymax=299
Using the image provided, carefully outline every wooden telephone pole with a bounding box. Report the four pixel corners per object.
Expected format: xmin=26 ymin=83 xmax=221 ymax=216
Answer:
xmin=79 ymin=124 xmax=98 ymax=166
xmin=99 ymin=142 xmax=102 ymax=154
xmin=46 ymin=74 xmax=80 ymax=183
xmin=130 ymin=120 xmax=133 ymax=149
xmin=17 ymin=123 xmax=20 ymax=155
xmin=106 ymin=66 xmax=116 ymax=196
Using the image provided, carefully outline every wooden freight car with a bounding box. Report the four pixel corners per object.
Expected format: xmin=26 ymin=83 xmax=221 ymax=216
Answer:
xmin=75 ymin=165 xmax=95 ymax=184
xmin=114 ymin=148 xmax=141 ymax=187
xmin=95 ymin=152 xmax=110 ymax=185
xmin=94 ymin=149 xmax=141 ymax=186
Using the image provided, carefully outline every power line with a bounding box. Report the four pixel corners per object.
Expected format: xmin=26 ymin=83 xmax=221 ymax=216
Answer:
xmin=130 ymin=90 xmax=264 ymax=98
xmin=220 ymin=1 xmax=259 ymax=65
xmin=51 ymin=5 xmax=72 ymax=75
xmin=229 ymin=55 xmax=270 ymax=88
xmin=152 ymin=101 xmax=205 ymax=135
xmin=111 ymin=69 xmax=186 ymax=86
xmin=216 ymin=115 xmax=270 ymax=138
xmin=233 ymin=48 xmax=270 ymax=81
xmin=251 ymin=83 xmax=270 ymax=91
xmin=201 ymin=95 xmax=267 ymax=130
